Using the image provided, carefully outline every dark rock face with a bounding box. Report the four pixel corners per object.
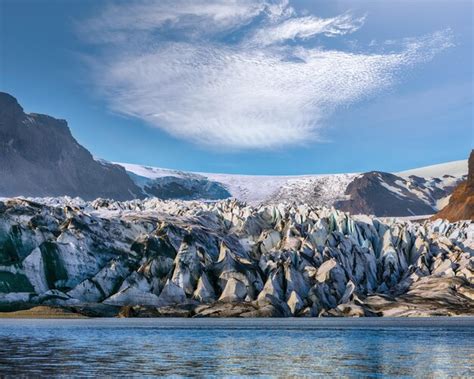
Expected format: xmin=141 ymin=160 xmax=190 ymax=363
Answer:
xmin=335 ymin=171 xmax=451 ymax=217
xmin=434 ymin=150 xmax=474 ymax=222
xmin=0 ymin=92 xmax=143 ymax=200
xmin=144 ymin=176 xmax=231 ymax=200
xmin=0 ymin=92 xmax=231 ymax=202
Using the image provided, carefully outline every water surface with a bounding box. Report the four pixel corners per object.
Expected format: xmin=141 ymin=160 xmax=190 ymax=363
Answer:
xmin=0 ymin=318 xmax=472 ymax=377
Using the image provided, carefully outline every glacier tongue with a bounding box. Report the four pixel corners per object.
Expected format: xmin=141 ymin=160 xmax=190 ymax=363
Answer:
xmin=0 ymin=197 xmax=472 ymax=317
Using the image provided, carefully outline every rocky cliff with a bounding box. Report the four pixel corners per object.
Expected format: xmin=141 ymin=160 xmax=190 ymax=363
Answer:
xmin=0 ymin=197 xmax=472 ymax=317
xmin=433 ymin=150 xmax=474 ymax=222
xmin=0 ymin=92 xmax=143 ymax=200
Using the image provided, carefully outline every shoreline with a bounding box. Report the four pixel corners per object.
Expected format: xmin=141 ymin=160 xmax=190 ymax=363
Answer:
xmin=0 ymin=306 xmax=88 ymax=319
xmin=0 ymin=305 xmax=473 ymax=320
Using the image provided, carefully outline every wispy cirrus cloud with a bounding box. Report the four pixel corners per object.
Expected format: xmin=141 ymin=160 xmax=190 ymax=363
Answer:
xmin=80 ymin=0 xmax=453 ymax=149
xmin=80 ymin=0 xmax=278 ymax=43
xmin=249 ymin=13 xmax=367 ymax=46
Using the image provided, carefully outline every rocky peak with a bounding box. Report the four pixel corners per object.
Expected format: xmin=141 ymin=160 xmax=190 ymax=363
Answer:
xmin=0 ymin=92 xmax=143 ymax=200
xmin=0 ymin=92 xmax=23 ymax=117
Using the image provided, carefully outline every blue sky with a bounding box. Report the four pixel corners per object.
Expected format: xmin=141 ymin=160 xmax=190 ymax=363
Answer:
xmin=1 ymin=0 xmax=472 ymax=175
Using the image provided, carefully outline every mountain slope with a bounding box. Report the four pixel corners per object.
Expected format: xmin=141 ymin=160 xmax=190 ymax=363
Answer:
xmin=335 ymin=172 xmax=435 ymax=216
xmin=335 ymin=170 xmax=463 ymax=217
xmin=0 ymin=93 xmax=142 ymax=200
xmin=119 ymin=163 xmax=231 ymax=200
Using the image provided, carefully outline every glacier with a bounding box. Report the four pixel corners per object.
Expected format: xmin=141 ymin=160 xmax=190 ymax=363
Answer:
xmin=118 ymin=160 xmax=467 ymax=217
xmin=0 ymin=196 xmax=472 ymax=317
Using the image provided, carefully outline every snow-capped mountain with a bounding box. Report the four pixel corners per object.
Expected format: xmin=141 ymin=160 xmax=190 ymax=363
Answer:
xmin=0 ymin=91 xmax=468 ymax=217
xmin=117 ymin=160 xmax=467 ymax=217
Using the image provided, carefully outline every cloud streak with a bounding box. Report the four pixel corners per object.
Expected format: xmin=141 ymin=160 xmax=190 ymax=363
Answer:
xmin=250 ymin=13 xmax=366 ymax=46
xmin=81 ymin=0 xmax=453 ymax=149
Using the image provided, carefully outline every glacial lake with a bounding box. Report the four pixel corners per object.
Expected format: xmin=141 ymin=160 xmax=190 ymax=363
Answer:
xmin=0 ymin=318 xmax=473 ymax=377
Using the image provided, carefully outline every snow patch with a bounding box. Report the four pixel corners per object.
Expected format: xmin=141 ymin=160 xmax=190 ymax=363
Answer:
xmin=398 ymin=159 xmax=467 ymax=178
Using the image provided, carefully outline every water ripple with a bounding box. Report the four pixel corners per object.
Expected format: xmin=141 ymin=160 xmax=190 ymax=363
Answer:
xmin=0 ymin=318 xmax=472 ymax=377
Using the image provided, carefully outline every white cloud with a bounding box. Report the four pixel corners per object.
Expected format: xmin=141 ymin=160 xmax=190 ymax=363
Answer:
xmin=81 ymin=0 xmax=453 ymax=149
xmin=81 ymin=0 xmax=274 ymax=43
xmin=250 ymin=13 xmax=366 ymax=46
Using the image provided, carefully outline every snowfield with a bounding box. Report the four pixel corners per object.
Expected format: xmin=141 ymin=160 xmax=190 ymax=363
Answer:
xmin=398 ymin=159 xmax=467 ymax=178
xmin=118 ymin=162 xmax=358 ymax=205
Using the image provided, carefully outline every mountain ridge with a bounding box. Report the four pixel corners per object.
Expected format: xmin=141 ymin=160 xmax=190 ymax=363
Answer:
xmin=118 ymin=160 xmax=467 ymax=217
xmin=0 ymin=91 xmax=469 ymax=218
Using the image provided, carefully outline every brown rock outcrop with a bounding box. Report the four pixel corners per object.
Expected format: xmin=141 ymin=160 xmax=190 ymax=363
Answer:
xmin=433 ymin=150 xmax=474 ymax=221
